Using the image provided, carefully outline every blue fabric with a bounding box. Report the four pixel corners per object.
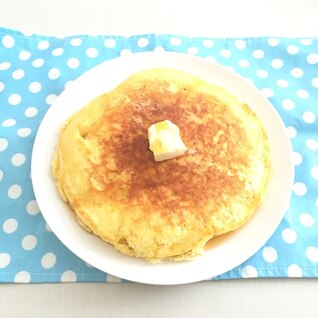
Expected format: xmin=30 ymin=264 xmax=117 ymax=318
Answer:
xmin=0 ymin=28 xmax=318 ymax=283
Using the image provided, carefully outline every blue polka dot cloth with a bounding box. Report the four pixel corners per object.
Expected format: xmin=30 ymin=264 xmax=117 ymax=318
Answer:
xmin=0 ymin=27 xmax=317 ymax=283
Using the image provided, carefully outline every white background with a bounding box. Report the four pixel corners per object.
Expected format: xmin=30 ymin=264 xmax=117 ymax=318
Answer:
xmin=1 ymin=0 xmax=318 ymax=317
xmin=1 ymin=0 xmax=318 ymax=37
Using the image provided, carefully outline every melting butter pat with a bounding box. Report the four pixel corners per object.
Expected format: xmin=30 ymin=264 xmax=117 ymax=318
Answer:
xmin=148 ymin=120 xmax=187 ymax=162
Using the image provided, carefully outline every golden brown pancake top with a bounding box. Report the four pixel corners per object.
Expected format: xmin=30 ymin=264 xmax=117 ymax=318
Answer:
xmin=86 ymin=74 xmax=253 ymax=222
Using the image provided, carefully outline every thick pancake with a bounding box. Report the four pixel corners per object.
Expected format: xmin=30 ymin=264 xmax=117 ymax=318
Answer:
xmin=52 ymin=68 xmax=271 ymax=262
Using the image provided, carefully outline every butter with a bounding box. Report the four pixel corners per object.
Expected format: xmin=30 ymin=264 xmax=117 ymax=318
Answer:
xmin=148 ymin=120 xmax=187 ymax=161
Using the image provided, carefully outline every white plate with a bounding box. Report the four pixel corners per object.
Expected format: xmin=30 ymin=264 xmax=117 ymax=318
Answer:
xmin=31 ymin=52 xmax=294 ymax=285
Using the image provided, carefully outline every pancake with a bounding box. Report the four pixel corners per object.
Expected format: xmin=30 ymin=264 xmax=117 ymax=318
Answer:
xmin=52 ymin=68 xmax=271 ymax=262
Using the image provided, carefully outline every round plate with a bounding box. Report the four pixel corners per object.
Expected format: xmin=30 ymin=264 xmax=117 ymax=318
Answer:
xmin=31 ymin=52 xmax=294 ymax=285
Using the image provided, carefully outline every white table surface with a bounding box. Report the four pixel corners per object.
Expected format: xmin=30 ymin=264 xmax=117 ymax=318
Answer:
xmin=1 ymin=0 xmax=318 ymax=317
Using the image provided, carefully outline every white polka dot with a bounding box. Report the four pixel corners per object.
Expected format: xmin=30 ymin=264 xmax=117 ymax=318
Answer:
xmin=37 ymin=40 xmax=49 ymax=50
xmin=306 ymin=247 xmax=318 ymax=263
xmin=61 ymin=270 xmax=77 ymax=282
xmin=0 ymin=138 xmax=8 ymax=152
xmin=311 ymin=167 xmax=318 ymax=180
xmin=45 ymin=223 xmax=52 ymax=232
xmin=86 ymin=47 xmax=99 ymax=58
xmin=137 ymin=38 xmax=149 ymax=48
xmin=286 ymin=126 xmax=297 ymax=139
xmin=287 ymin=45 xmax=300 ymax=54
xmin=0 ymin=82 xmax=4 ymax=92
xmin=26 ymin=200 xmax=40 ymax=215
xmin=290 ymin=68 xmax=303 ymax=78
xmin=292 ymin=152 xmax=303 ymax=166
xmin=22 ymin=235 xmax=37 ymax=251
xmin=25 ymin=106 xmax=38 ymax=118
xmin=238 ymin=60 xmax=250 ymax=68
xmin=262 ymin=247 xmax=278 ymax=263
xmin=51 ymin=47 xmax=64 ymax=56
xmin=302 ymin=111 xmax=316 ymax=124
xmin=3 ymin=218 xmax=18 ymax=233
xmin=48 ymin=68 xmax=61 ymax=80
xmin=202 ymin=39 xmax=214 ymax=48
xmin=70 ymin=38 xmax=82 ymax=46
xmin=0 ymin=253 xmax=11 ymax=268
xmin=2 ymin=119 xmax=16 ymax=127
xmin=252 ymin=49 xmax=265 ymax=59
xmin=276 ymin=79 xmax=289 ymax=88
xmin=256 ymin=69 xmax=268 ymax=78
xmin=28 ymin=81 xmax=42 ymax=93
xmin=8 ymin=93 xmax=22 ymax=106
xmin=11 ymin=153 xmax=26 ymax=166
xmin=18 ymin=51 xmax=31 ymax=60
xmin=170 ymin=37 xmax=182 ymax=46
xmin=293 ymin=182 xmax=307 ymax=196
xmin=106 ymin=274 xmax=122 ymax=282
xmin=14 ymin=271 xmax=31 ymax=283
xmin=242 ymin=265 xmax=258 ymax=278
xmin=21 ymin=30 xmax=33 ymax=36
xmin=306 ymin=139 xmax=318 ymax=151
xmin=300 ymin=39 xmax=313 ymax=46
xmin=296 ymin=89 xmax=309 ymax=99
xmin=235 ymin=40 xmax=247 ymax=50
xmin=220 ymin=49 xmax=231 ymax=58
xmin=0 ymin=169 xmax=3 ymax=181
xmin=307 ymin=53 xmax=318 ymax=65
xmin=8 ymin=184 xmax=22 ymax=199
xmin=41 ymin=252 xmax=56 ymax=269
xmin=312 ymin=78 xmax=318 ymax=88
xmin=282 ymin=228 xmax=297 ymax=244
xmin=104 ymin=38 xmax=116 ymax=48
xmin=32 ymin=58 xmax=44 ymax=68
xmin=46 ymin=94 xmax=58 ymax=105
xmin=67 ymin=57 xmax=80 ymax=69
xmin=271 ymin=58 xmax=284 ymax=69
xmin=2 ymin=35 xmax=15 ymax=48
xmin=17 ymin=128 xmax=32 ymax=137
xmin=0 ymin=62 xmax=11 ymax=70
xmin=38 ymin=40 xmax=50 ymax=51
xmin=120 ymin=49 xmax=132 ymax=57
xmin=299 ymin=213 xmax=314 ymax=227
xmin=261 ymin=88 xmax=274 ymax=98
xmin=187 ymin=47 xmax=199 ymax=55
xmin=267 ymin=38 xmax=280 ymax=47
xmin=12 ymin=69 xmax=25 ymax=80
xmin=281 ymin=99 xmax=295 ymax=110
xmin=287 ymin=264 xmax=302 ymax=277
xmin=153 ymin=46 xmax=166 ymax=53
